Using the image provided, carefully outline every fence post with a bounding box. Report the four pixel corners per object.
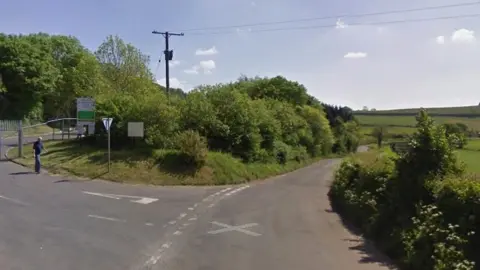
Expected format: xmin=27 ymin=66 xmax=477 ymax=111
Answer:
xmin=62 ymin=119 xmax=65 ymax=140
xmin=68 ymin=119 xmax=71 ymax=140
xmin=0 ymin=128 xmax=3 ymax=161
xmin=18 ymin=120 xmax=23 ymax=158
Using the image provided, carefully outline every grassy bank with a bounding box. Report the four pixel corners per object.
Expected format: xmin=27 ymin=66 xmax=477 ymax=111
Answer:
xmin=9 ymin=140 xmax=334 ymax=185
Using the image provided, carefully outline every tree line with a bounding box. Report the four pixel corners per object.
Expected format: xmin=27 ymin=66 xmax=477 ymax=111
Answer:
xmin=0 ymin=33 xmax=359 ymax=166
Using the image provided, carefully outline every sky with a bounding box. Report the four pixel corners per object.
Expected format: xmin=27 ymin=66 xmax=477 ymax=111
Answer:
xmin=1 ymin=0 xmax=479 ymax=110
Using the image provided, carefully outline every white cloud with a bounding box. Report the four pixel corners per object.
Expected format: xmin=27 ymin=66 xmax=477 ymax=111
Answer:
xmin=335 ymin=19 xmax=347 ymax=29
xmin=451 ymin=28 xmax=476 ymax=43
xmin=199 ymin=60 xmax=216 ymax=74
xmin=184 ymin=66 xmax=199 ymax=74
xmin=156 ymin=78 xmax=185 ymax=89
xmin=436 ymin=36 xmax=445 ymax=45
xmin=195 ymin=46 xmax=218 ymax=56
xmin=344 ymin=52 xmax=367 ymax=59
xmin=183 ymin=60 xmax=216 ymax=75
xmin=169 ymin=60 xmax=181 ymax=67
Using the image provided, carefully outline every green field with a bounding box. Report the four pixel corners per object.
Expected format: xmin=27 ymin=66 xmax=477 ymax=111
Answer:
xmin=457 ymin=139 xmax=480 ymax=176
xmin=356 ymin=115 xmax=480 ymax=130
xmin=359 ymin=126 xmax=416 ymax=136
xmin=355 ymin=105 xmax=480 ymax=116
xmin=355 ymin=106 xmax=480 ymax=144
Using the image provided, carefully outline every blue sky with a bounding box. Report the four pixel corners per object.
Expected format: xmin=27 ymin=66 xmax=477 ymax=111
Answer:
xmin=1 ymin=0 xmax=479 ymax=110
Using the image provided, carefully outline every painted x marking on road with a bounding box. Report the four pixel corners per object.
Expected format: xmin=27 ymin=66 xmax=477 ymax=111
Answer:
xmin=208 ymin=221 xmax=261 ymax=237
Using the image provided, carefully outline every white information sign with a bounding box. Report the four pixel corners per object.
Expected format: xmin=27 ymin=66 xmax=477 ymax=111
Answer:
xmin=128 ymin=122 xmax=144 ymax=137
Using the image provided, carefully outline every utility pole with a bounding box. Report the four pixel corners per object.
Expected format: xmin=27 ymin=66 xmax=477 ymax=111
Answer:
xmin=152 ymin=31 xmax=184 ymax=97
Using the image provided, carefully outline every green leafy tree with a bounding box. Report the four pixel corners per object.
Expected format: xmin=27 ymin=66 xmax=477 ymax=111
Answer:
xmin=372 ymin=126 xmax=387 ymax=148
xmin=0 ymin=33 xmax=61 ymax=119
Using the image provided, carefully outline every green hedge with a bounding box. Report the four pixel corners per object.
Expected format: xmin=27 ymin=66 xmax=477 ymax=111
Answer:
xmin=329 ymin=111 xmax=478 ymax=270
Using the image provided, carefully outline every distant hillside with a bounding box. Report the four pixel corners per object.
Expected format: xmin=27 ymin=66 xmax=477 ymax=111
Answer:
xmin=354 ymin=105 xmax=480 ymax=117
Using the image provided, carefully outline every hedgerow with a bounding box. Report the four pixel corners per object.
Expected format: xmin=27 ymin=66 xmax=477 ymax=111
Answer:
xmin=329 ymin=110 xmax=478 ymax=270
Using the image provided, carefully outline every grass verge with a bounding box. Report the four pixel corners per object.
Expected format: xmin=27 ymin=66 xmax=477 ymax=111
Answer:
xmin=8 ymin=140 xmax=338 ymax=186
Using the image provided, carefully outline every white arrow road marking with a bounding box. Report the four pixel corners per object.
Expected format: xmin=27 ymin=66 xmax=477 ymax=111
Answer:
xmin=83 ymin=191 xmax=158 ymax=204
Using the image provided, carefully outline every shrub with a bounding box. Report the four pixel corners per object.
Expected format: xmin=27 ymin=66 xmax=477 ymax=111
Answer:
xmin=401 ymin=204 xmax=474 ymax=270
xmin=329 ymin=110 xmax=477 ymax=270
xmin=175 ymin=130 xmax=208 ymax=169
xmin=329 ymin=150 xmax=396 ymax=231
xmin=273 ymin=140 xmax=291 ymax=164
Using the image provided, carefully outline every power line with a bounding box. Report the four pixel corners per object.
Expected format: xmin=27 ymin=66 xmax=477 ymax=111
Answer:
xmin=184 ymin=13 xmax=480 ymax=36
xmin=174 ymin=1 xmax=480 ymax=32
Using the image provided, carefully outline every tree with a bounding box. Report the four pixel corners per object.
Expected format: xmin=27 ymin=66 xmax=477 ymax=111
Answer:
xmin=95 ymin=35 xmax=154 ymax=94
xmin=372 ymin=126 xmax=387 ymax=147
xmin=363 ymin=106 xmax=369 ymax=111
xmin=443 ymin=123 xmax=468 ymax=149
xmin=43 ymin=35 xmax=105 ymax=119
xmin=0 ymin=33 xmax=61 ymax=119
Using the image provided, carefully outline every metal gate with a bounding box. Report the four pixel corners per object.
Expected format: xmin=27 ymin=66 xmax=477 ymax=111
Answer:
xmin=0 ymin=120 xmax=21 ymax=160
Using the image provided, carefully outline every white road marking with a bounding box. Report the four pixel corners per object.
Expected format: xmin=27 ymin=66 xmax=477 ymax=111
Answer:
xmin=178 ymin=213 xmax=187 ymax=220
xmin=173 ymin=230 xmax=182 ymax=235
xmin=224 ymin=185 xmax=250 ymax=197
xmin=208 ymin=221 xmax=261 ymax=237
xmin=188 ymin=207 xmax=194 ymax=211
xmin=220 ymin=187 xmax=232 ymax=193
xmin=88 ymin=215 xmax=126 ymax=223
xmin=169 ymin=220 xmax=177 ymax=225
xmin=188 ymin=217 xmax=197 ymax=221
xmin=208 ymin=203 xmax=215 ymax=208
xmin=83 ymin=191 xmax=158 ymax=205
xmin=145 ymin=223 xmax=154 ymax=226
xmin=0 ymin=195 xmax=28 ymax=206
xmin=144 ymin=242 xmax=171 ymax=267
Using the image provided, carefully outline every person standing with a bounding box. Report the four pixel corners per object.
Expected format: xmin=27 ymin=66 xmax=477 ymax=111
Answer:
xmin=33 ymin=137 xmax=47 ymax=174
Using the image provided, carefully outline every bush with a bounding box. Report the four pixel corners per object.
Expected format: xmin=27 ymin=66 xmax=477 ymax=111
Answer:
xmin=273 ymin=140 xmax=291 ymax=164
xmin=329 ymin=110 xmax=477 ymax=270
xmin=175 ymin=130 xmax=208 ymax=169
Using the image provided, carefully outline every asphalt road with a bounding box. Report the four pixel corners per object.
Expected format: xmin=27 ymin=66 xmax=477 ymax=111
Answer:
xmin=0 ymin=138 xmax=396 ymax=270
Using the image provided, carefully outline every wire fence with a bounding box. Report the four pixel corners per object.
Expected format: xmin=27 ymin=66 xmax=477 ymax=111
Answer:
xmin=0 ymin=118 xmax=79 ymax=160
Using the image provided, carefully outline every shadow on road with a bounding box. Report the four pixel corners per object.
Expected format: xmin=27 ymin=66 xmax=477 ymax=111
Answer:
xmin=53 ymin=171 xmax=106 ymax=183
xmin=9 ymin=171 xmax=34 ymax=175
xmin=324 ymin=207 xmax=397 ymax=269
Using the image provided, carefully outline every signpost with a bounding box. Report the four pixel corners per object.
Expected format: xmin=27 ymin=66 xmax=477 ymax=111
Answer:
xmin=77 ymin=97 xmax=96 ymax=135
xmin=102 ymin=118 xmax=113 ymax=172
